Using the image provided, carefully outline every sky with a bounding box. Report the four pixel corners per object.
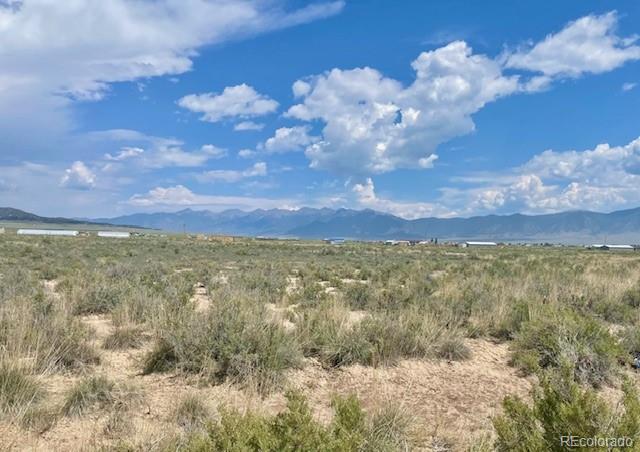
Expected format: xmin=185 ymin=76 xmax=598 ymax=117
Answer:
xmin=0 ymin=0 xmax=639 ymax=219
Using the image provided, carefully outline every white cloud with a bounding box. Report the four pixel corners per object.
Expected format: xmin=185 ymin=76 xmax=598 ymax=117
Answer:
xmin=287 ymin=13 xmax=640 ymax=176
xmin=93 ymin=130 xmax=226 ymax=169
xmin=178 ymin=84 xmax=279 ymax=123
xmin=196 ymin=162 xmax=267 ymax=183
xmin=263 ymin=126 xmax=318 ymax=153
xmin=60 ymin=161 xmax=96 ymax=190
xmin=127 ymin=184 xmax=294 ymax=211
xmin=505 ymin=12 xmax=640 ymax=78
xmin=0 ymin=161 xmax=123 ymax=217
xmin=238 ymin=149 xmax=258 ymax=159
xmin=234 ymin=121 xmax=265 ymax=131
xmin=623 ymin=82 xmax=637 ymax=92
xmin=353 ymin=178 xmax=453 ymax=219
xmin=418 ymin=154 xmax=438 ymax=168
xmin=466 ymin=137 xmax=640 ymax=214
xmin=288 ymin=41 xmax=519 ymax=174
xmin=0 ymin=0 xmax=344 ymax=158
xmin=200 ymin=144 xmax=227 ymax=159
xmin=105 ymin=147 xmax=144 ymax=161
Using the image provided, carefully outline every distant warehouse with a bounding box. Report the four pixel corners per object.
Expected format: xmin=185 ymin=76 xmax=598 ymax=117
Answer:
xmin=462 ymin=241 xmax=497 ymax=247
xmin=17 ymin=229 xmax=78 ymax=237
xmin=588 ymin=244 xmax=635 ymax=251
xmin=98 ymin=231 xmax=131 ymax=239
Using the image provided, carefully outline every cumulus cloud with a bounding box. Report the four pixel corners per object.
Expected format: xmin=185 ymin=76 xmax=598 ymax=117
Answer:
xmin=262 ymin=126 xmax=318 ymax=153
xmin=353 ymin=178 xmax=452 ymax=219
xmin=196 ymin=162 xmax=267 ymax=183
xmin=234 ymin=121 xmax=265 ymax=131
xmin=60 ymin=161 xmax=96 ymax=190
xmin=466 ymin=137 xmax=640 ymax=214
xmin=0 ymin=0 xmax=344 ymax=157
xmin=287 ymin=12 xmax=639 ymax=176
xmin=178 ymin=84 xmax=279 ymax=123
xmin=288 ymin=42 xmax=518 ymax=174
xmin=505 ymin=12 xmax=640 ymax=78
xmin=127 ymin=184 xmax=294 ymax=210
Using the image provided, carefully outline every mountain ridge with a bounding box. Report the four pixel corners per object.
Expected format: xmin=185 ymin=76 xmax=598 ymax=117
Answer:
xmin=90 ymin=206 xmax=640 ymax=243
xmin=3 ymin=206 xmax=639 ymax=243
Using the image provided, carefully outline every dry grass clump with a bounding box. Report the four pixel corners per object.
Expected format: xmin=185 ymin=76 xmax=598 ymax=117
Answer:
xmin=102 ymin=325 xmax=145 ymax=350
xmin=0 ymin=292 xmax=98 ymax=373
xmin=62 ymin=375 xmax=116 ymax=416
xmin=62 ymin=375 xmax=141 ymax=416
xmin=173 ymin=394 xmax=211 ymax=430
xmin=143 ymin=286 xmax=302 ymax=394
xmin=0 ymin=361 xmax=43 ymax=421
xmin=299 ymin=301 xmax=469 ymax=368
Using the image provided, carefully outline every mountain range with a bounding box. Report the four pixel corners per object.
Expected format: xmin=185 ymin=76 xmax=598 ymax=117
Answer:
xmin=2 ymin=206 xmax=640 ymax=243
xmin=92 ymin=206 xmax=640 ymax=244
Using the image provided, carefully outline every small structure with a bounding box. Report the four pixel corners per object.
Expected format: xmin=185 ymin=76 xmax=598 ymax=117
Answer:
xmin=589 ymin=244 xmax=634 ymax=251
xmin=324 ymin=237 xmax=345 ymax=245
xmin=0 ymin=227 xmax=5 ymax=234
xmin=17 ymin=229 xmax=78 ymax=237
xmin=97 ymin=231 xmax=131 ymax=239
xmin=464 ymin=241 xmax=497 ymax=247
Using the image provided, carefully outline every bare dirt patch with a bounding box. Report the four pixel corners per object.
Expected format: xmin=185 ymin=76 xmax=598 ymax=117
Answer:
xmin=191 ymin=282 xmax=212 ymax=313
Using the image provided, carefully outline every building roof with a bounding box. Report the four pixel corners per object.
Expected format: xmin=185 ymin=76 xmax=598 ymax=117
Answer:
xmin=98 ymin=231 xmax=131 ymax=238
xmin=17 ymin=229 xmax=78 ymax=236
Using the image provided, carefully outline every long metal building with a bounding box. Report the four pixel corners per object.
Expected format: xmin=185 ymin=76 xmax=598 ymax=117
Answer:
xmin=17 ymin=229 xmax=79 ymax=236
xmin=97 ymin=231 xmax=131 ymax=238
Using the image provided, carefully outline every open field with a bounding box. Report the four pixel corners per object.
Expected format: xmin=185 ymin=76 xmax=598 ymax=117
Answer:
xmin=1 ymin=233 xmax=640 ymax=450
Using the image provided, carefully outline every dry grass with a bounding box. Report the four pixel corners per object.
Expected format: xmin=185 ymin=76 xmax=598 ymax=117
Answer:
xmin=1 ymin=234 xmax=640 ymax=449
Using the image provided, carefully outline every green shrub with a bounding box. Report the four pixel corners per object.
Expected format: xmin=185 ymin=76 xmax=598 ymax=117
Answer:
xmin=510 ymin=309 xmax=620 ymax=387
xmin=494 ymin=370 xmax=640 ymax=451
xmin=172 ymin=391 xmax=411 ymax=452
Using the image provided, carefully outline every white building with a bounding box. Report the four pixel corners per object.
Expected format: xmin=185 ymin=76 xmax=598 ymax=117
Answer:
xmin=0 ymin=227 xmax=5 ymax=234
xmin=98 ymin=231 xmax=131 ymax=238
xmin=589 ymin=244 xmax=634 ymax=251
xmin=464 ymin=241 xmax=498 ymax=247
xmin=17 ymin=229 xmax=78 ymax=237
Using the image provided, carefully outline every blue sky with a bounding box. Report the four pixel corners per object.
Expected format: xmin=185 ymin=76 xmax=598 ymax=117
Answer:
xmin=0 ymin=0 xmax=639 ymax=218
